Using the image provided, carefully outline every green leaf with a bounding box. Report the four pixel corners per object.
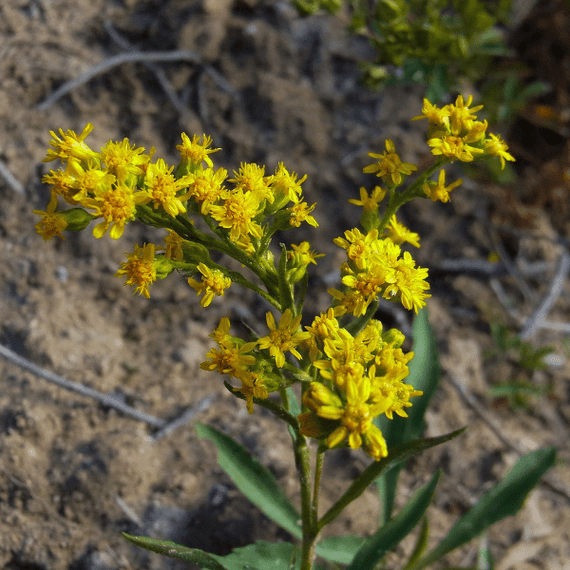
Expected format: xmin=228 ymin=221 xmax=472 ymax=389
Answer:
xmin=123 ymin=534 xmax=297 ymax=570
xmin=195 ymin=423 xmax=302 ymax=539
xmin=414 ymin=447 xmax=556 ymax=569
xmin=375 ymin=307 xmax=441 ymax=522
xmin=315 ymin=535 xmax=367 ymax=564
xmin=403 ymin=515 xmax=430 ymax=570
xmin=346 ymin=471 xmax=441 ymax=570
xmin=319 ymin=428 xmax=465 ymax=529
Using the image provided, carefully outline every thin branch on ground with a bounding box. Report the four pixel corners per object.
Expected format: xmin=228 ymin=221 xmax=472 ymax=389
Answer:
xmin=520 ymin=249 xmax=570 ymax=340
xmin=37 ymin=49 xmax=202 ymax=111
xmin=152 ymin=395 xmax=215 ymax=441
xmin=489 ymin=228 xmax=536 ymax=302
xmin=0 ymin=159 xmax=25 ymax=194
xmin=447 ymin=373 xmax=570 ymax=504
xmin=103 ymin=21 xmax=197 ymax=123
xmin=489 ymin=277 xmax=525 ymax=324
xmin=0 ymin=343 xmax=166 ymax=427
xmin=433 ymin=258 xmax=554 ymax=277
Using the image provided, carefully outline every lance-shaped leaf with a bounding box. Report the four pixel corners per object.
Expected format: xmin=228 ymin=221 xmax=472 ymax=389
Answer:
xmin=318 ymin=428 xmax=465 ymax=530
xmin=123 ymin=534 xmax=297 ymax=569
xmin=346 ymin=471 xmax=441 ymax=570
xmin=195 ymin=423 xmax=302 ymax=539
xmin=412 ymin=447 xmax=556 ymax=570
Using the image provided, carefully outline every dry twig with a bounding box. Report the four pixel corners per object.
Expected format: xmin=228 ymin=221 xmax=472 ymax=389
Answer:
xmin=520 ymin=249 xmax=570 ymax=340
xmin=0 ymin=159 xmax=25 ymax=194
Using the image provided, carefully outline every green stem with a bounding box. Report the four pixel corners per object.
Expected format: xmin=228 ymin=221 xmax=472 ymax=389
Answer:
xmin=311 ymin=449 xmax=324 ymax=524
xmin=295 ymin=433 xmax=318 ymax=570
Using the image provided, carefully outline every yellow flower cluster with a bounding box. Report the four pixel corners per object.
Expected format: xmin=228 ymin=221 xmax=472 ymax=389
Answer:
xmin=331 ymin=227 xmax=430 ymax=315
xmin=36 ymin=125 xmax=317 ymax=300
xmin=414 ymin=94 xmax=515 ymax=169
xmin=36 ymin=95 xmax=509 ymax=462
xmin=299 ymin=312 xmax=421 ymax=460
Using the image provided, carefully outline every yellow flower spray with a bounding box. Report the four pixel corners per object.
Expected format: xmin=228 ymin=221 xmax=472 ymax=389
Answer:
xmin=33 ymin=96 xmax=538 ymax=570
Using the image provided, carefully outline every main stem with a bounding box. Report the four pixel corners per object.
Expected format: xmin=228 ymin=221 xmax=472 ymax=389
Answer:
xmin=295 ymin=434 xmax=320 ymax=570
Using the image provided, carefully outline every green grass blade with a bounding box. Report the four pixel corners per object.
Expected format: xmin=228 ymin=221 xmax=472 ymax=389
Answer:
xmin=415 ymin=447 xmax=556 ymax=569
xmin=346 ymin=471 xmax=441 ymax=570
xmin=195 ymin=423 xmax=302 ymax=539
xmin=315 ymin=535 xmax=367 ymax=564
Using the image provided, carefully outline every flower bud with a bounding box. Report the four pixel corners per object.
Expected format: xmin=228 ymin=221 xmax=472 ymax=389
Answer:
xmin=60 ymin=208 xmax=95 ymax=232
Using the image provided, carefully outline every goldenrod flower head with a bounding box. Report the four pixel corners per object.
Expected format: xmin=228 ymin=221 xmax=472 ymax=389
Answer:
xmin=177 ymin=133 xmax=220 ymax=168
xmin=209 ymin=189 xmax=264 ymax=241
xmin=81 ymin=183 xmax=142 ymax=240
xmin=288 ymin=242 xmax=324 ymax=267
xmin=348 ymin=186 xmax=386 ymax=211
xmin=383 ymin=251 xmax=431 ymax=314
xmin=183 ymin=166 xmax=227 ymax=215
xmin=333 ymin=228 xmax=381 ymax=271
xmin=423 ymin=169 xmax=463 ymax=203
xmin=139 ymin=158 xmax=189 ymax=217
xmin=157 ymin=229 xmax=185 ymax=261
xmin=230 ymin=162 xmax=273 ymax=203
xmin=238 ymin=371 xmax=268 ymax=414
xmin=115 ymin=243 xmax=156 ymax=298
xmin=67 ymin=162 xmax=116 ymax=203
xmin=257 ymin=309 xmax=310 ymax=368
xmin=187 ymin=263 xmax=231 ymax=307
xmin=201 ymin=341 xmax=257 ymax=378
xmin=269 ymin=162 xmax=307 ymax=204
xmin=43 ymin=123 xmax=99 ymax=166
xmin=286 ymin=201 xmax=318 ymax=228
xmin=33 ymin=192 xmax=68 ymax=241
xmin=99 ymin=138 xmax=149 ymax=181
xmin=427 ymin=134 xmax=484 ymax=162
xmin=363 ymin=139 xmax=417 ymax=186
xmin=385 ymin=215 xmax=420 ymax=248
xmin=449 ymin=94 xmax=484 ymax=135
xmin=411 ymin=98 xmax=451 ymax=127
xmin=484 ymin=133 xmax=515 ymax=169
xmin=42 ymin=168 xmax=78 ymax=205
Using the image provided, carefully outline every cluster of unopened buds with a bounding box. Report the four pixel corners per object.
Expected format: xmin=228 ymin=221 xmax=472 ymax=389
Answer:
xmin=34 ymin=95 xmax=513 ymax=461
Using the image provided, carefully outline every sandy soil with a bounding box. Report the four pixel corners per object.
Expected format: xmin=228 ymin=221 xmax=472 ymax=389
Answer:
xmin=1 ymin=0 xmax=570 ymax=569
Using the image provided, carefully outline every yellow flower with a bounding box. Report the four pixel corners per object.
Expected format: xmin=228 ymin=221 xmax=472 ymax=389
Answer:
xmin=183 ymin=166 xmax=227 ymax=215
xmin=81 ymin=183 xmax=143 ymax=240
xmin=427 ymin=135 xmax=484 ymax=162
xmin=99 ymin=138 xmax=149 ymax=181
xmin=384 ymin=215 xmax=420 ymax=248
xmin=448 ymin=94 xmax=484 ymax=135
xmin=229 ymin=162 xmax=273 ymax=203
xmin=257 ymin=309 xmax=310 ymax=368
xmin=210 ymin=189 xmax=264 ymax=241
xmin=363 ymin=139 xmax=417 ymax=186
xmin=158 ymin=229 xmax=185 ymax=261
xmin=422 ymin=169 xmax=463 ymax=203
xmin=115 ymin=243 xmax=156 ymax=298
xmin=288 ymin=242 xmax=324 ymax=266
xmin=33 ymin=192 xmax=68 ymax=241
xmin=201 ymin=325 xmax=257 ymax=378
xmin=177 ymin=133 xmax=220 ymax=168
xmin=484 ymin=134 xmax=515 ymax=169
xmin=187 ymin=263 xmax=231 ymax=307
xmin=348 ymin=186 xmax=386 ymax=211
xmin=411 ymin=98 xmax=451 ymax=127
xmin=383 ymin=251 xmax=431 ymax=314
xmin=287 ymin=201 xmax=318 ymax=228
xmin=43 ymin=123 xmax=99 ymax=166
xmin=42 ymin=167 xmax=80 ymax=205
xmin=269 ymin=162 xmax=307 ymax=204
xmin=140 ymin=158 xmax=190 ymax=217
xmin=238 ymin=371 xmax=268 ymax=414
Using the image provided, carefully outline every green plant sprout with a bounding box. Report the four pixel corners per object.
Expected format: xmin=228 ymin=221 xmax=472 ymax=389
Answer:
xmin=485 ymin=322 xmax=555 ymax=409
xmin=33 ymin=95 xmax=554 ymax=570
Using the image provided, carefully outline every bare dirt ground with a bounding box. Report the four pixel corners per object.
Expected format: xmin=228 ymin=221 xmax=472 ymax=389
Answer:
xmin=1 ymin=0 xmax=570 ymax=569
